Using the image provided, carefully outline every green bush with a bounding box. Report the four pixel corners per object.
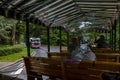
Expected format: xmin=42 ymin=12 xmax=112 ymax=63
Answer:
xmin=0 ymin=45 xmax=23 ymax=56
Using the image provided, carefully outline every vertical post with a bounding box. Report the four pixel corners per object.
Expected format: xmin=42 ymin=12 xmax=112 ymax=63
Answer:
xmin=109 ymin=31 xmax=112 ymax=48
xmin=118 ymin=11 xmax=120 ymax=51
xmin=111 ymin=24 xmax=114 ymax=50
xmin=26 ymin=17 xmax=30 ymax=56
xmin=67 ymin=32 xmax=69 ymax=50
xmin=94 ymin=30 xmax=97 ymax=43
xmin=60 ymin=26 xmax=62 ymax=52
xmin=47 ymin=26 xmax=50 ymax=52
xmin=105 ymin=31 xmax=107 ymax=41
xmin=114 ymin=19 xmax=117 ymax=51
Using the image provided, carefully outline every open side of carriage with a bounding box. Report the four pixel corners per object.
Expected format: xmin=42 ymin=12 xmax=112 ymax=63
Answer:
xmin=0 ymin=0 xmax=120 ymax=80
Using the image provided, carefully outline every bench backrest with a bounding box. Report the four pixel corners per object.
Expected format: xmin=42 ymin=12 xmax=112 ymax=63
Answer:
xmin=65 ymin=60 xmax=120 ymax=80
xmin=24 ymin=57 xmax=120 ymax=80
xmin=23 ymin=57 xmax=65 ymax=80
xmin=48 ymin=52 xmax=120 ymax=62
xmin=61 ymin=49 xmax=69 ymax=53
xmin=64 ymin=60 xmax=103 ymax=80
xmin=93 ymin=61 xmax=120 ymax=72
xmin=95 ymin=53 xmax=120 ymax=62
xmin=93 ymin=48 xmax=115 ymax=53
xmin=48 ymin=52 xmax=70 ymax=59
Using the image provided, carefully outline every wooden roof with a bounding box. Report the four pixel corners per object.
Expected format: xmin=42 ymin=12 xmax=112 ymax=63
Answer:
xmin=0 ymin=0 xmax=119 ymax=31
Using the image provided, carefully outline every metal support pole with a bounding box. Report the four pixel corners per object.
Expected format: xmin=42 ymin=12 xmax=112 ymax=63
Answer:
xmin=114 ymin=19 xmax=117 ymax=51
xmin=46 ymin=16 xmax=57 ymax=52
xmin=109 ymin=31 xmax=112 ymax=48
xmin=118 ymin=11 xmax=120 ymax=51
xmin=47 ymin=26 xmax=50 ymax=52
xmin=67 ymin=32 xmax=69 ymax=50
xmin=110 ymin=18 xmax=114 ymax=50
xmin=105 ymin=31 xmax=107 ymax=41
xmin=60 ymin=26 xmax=62 ymax=52
xmin=26 ymin=17 xmax=30 ymax=56
xmin=111 ymin=28 xmax=113 ymax=49
xmin=109 ymin=23 xmax=112 ymax=48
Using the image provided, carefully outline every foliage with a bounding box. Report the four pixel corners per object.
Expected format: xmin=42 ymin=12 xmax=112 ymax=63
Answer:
xmin=0 ymin=16 xmax=17 ymax=36
xmin=40 ymin=35 xmax=47 ymax=44
xmin=1 ymin=15 xmax=119 ymax=50
xmin=49 ymin=29 xmax=67 ymax=46
xmin=29 ymin=23 xmax=45 ymax=37
xmin=0 ymin=44 xmax=24 ymax=56
xmin=15 ymin=21 xmax=26 ymax=43
xmin=115 ymin=23 xmax=120 ymax=50
xmin=0 ymin=16 xmax=17 ymax=45
xmin=0 ymin=47 xmax=33 ymax=61
xmin=28 ymin=23 xmax=68 ymax=46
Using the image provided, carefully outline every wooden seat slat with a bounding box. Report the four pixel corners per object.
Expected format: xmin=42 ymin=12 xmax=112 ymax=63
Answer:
xmin=30 ymin=69 xmax=62 ymax=77
xmin=66 ymin=74 xmax=102 ymax=80
xmin=92 ymin=48 xmax=115 ymax=53
xmin=95 ymin=53 xmax=120 ymax=62
xmin=24 ymin=57 xmax=64 ymax=80
xmin=61 ymin=50 xmax=69 ymax=53
xmin=24 ymin=57 xmax=120 ymax=80
xmin=48 ymin=52 xmax=120 ymax=62
xmin=48 ymin=52 xmax=70 ymax=57
xmin=64 ymin=60 xmax=103 ymax=80
xmin=65 ymin=68 xmax=103 ymax=75
xmin=92 ymin=48 xmax=117 ymax=53
xmin=93 ymin=61 xmax=120 ymax=72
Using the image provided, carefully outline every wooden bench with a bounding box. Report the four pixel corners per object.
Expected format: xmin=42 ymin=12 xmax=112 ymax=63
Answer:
xmin=64 ymin=60 xmax=103 ymax=80
xmin=93 ymin=50 xmax=115 ymax=53
xmin=23 ymin=57 xmax=65 ymax=80
xmin=92 ymin=48 xmax=111 ymax=50
xmin=64 ymin=60 xmax=120 ymax=80
xmin=48 ymin=52 xmax=70 ymax=59
xmin=23 ymin=57 xmax=120 ymax=80
xmin=92 ymin=48 xmax=115 ymax=53
xmin=95 ymin=53 xmax=120 ymax=62
xmin=61 ymin=49 xmax=69 ymax=53
xmin=48 ymin=52 xmax=120 ymax=62
xmin=92 ymin=48 xmax=120 ymax=62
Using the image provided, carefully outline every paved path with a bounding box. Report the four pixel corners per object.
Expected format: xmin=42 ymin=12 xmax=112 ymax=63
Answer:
xmin=0 ymin=46 xmax=65 ymax=80
xmin=0 ymin=62 xmax=14 ymax=69
xmin=0 ymin=45 xmax=63 ymax=69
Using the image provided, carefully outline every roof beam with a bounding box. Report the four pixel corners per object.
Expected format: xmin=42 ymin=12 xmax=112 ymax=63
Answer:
xmin=22 ymin=0 xmax=55 ymax=15
xmin=75 ymin=0 xmax=116 ymax=2
xmin=34 ymin=0 xmax=62 ymax=15
xmin=35 ymin=3 xmax=75 ymax=18
xmin=76 ymin=2 xmax=119 ymax=6
xmin=44 ymin=6 xmax=75 ymax=19
xmin=53 ymin=14 xmax=83 ymax=26
xmin=48 ymin=9 xmax=79 ymax=20
xmin=50 ymin=12 xmax=81 ymax=22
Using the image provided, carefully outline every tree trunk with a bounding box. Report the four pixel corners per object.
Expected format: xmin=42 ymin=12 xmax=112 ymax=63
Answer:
xmin=10 ymin=25 xmax=16 ymax=45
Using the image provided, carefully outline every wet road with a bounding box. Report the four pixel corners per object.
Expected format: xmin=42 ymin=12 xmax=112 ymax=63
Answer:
xmin=0 ymin=46 xmax=62 ymax=80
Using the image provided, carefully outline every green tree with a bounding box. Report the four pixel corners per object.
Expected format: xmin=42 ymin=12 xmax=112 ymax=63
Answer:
xmin=15 ymin=21 xmax=26 ymax=44
xmin=0 ymin=16 xmax=17 ymax=45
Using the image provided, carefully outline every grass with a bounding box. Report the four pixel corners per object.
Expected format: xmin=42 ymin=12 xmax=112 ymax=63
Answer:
xmin=0 ymin=47 xmax=33 ymax=62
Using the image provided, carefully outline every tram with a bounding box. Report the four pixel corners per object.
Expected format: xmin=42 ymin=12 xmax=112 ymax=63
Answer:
xmin=0 ymin=0 xmax=120 ymax=80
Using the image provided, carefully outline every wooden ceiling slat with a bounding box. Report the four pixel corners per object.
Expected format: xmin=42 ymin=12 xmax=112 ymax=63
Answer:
xmin=0 ymin=0 xmax=119 ymax=31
